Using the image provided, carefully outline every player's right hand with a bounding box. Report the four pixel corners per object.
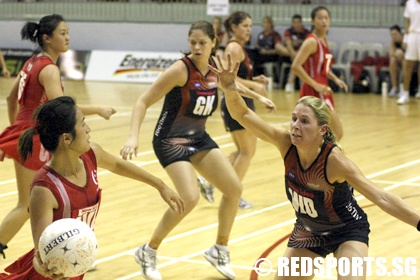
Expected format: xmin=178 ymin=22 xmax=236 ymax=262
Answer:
xmin=120 ymin=138 xmax=138 ymax=160
xmin=33 ymin=250 xmax=69 ymax=280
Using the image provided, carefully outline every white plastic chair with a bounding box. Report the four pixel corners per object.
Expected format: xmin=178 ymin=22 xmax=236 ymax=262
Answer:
xmin=332 ymin=41 xmax=362 ymax=93
xmin=359 ymin=43 xmax=385 ymax=93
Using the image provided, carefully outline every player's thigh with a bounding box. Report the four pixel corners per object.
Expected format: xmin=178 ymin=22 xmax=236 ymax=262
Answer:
xmin=191 ymin=149 xmax=242 ymax=196
xmin=165 ymin=161 xmax=200 ymax=202
xmin=275 ymin=247 xmax=320 ymax=280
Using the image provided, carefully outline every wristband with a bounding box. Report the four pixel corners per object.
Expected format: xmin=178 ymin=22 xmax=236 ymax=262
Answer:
xmin=417 ymin=220 xmax=420 ymax=231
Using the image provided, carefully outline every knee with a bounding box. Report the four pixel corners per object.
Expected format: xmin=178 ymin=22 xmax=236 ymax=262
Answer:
xmin=221 ymin=181 xmax=243 ymax=200
xmin=237 ymin=145 xmax=256 ymax=159
xmin=180 ymin=193 xmax=200 ymax=213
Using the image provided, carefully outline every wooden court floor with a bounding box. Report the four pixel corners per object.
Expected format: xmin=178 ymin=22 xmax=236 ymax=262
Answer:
xmin=1 ymin=77 xmax=420 ymax=279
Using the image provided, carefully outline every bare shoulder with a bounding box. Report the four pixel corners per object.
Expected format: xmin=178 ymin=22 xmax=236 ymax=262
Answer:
xmin=156 ymin=59 xmax=188 ymax=86
xmin=327 ymin=146 xmax=356 ymax=182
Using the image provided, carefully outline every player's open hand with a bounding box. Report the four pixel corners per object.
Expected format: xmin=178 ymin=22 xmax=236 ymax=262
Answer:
xmin=158 ymin=185 xmax=185 ymax=215
xmin=33 ymin=250 xmax=69 ymax=280
xmin=120 ymin=137 xmax=138 ymax=160
xmin=209 ymin=54 xmax=245 ymax=94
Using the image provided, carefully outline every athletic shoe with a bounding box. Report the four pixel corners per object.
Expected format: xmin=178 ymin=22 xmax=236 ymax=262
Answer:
xmin=388 ymin=87 xmax=398 ymax=97
xmin=134 ymin=244 xmax=162 ymax=280
xmin=203 ymin=246 xmax=236 ymax=280
xmin=415 ymin=92 xmax=420 ymax=99
xmin=198 ymin=176 xmax=215 ymax=203
xmin=396 ymin=94 xmax=409 ymax=105
xmin=285 ymin=83 xmax=294 ymax=93
xmin=238 ymin=198 xmax=252 ymax=209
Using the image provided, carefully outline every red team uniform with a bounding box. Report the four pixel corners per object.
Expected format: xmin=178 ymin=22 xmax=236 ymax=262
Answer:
xmin=300 ymin=34 xmax=335 ymax=110
xmin=0 ymin=55 xmax=62 ymax=169
xmin=0 ymin=149 xmax=101 ymax=280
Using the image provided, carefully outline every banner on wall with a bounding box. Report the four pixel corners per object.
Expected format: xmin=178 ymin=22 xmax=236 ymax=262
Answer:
xmin=207 ymin=0 xmax=229 ymax=16
xmin=85 ymin=50 xmax=183 ymax=83
xmin=2 ymin=49 xmax=35 ymax=77
xmin=58 ymin=50 xmax=91 ymax=80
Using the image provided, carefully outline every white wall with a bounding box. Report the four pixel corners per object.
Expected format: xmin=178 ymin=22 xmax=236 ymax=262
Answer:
xmin=0 ymin=20 xmax=390 ymax=53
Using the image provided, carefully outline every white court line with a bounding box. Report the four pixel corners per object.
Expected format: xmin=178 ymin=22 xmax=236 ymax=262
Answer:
xmin=0 ymin=135 xmax=234 ymax=195
xmin=106 ymin=175 xmax=420 ymax=280
xmin=109 ymin=174 xmax=420 ymax=279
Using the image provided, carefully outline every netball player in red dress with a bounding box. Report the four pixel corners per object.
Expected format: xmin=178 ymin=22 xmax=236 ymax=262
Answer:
xmin=0 ymin=96 xmax=183 ymax=280
xmin=0 ymin=14 xmax=116 ymax=258
xmin=291 ymin=6 xmax=347 ymax=141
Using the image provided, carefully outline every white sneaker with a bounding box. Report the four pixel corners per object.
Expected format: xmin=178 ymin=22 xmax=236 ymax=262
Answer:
xmin=415 ymin=92 xmax=420 ymax=99
xmin=396 ymin=94 xmax=409 ymax=105
xmin=388 ymin=87 xmax=398 ymax=97
xmin=203 ymin=246 xmax=236 ymax=279
xmin=238 ymin=198 xmax=252 ymax=209
xmin=134 ymin=244 xmax=162 ymax=280
xmin=285 ymin=82 xmax=294 ymax=93
xmin=198 ymin=176 xmax=215 ymax=203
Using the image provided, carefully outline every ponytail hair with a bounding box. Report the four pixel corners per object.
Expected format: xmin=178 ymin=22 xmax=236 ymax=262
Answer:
xmin=18 ymin=96 xmax=77 ymax=162
xmin=19 ymin=128 xmax=37 ymax=162
xmin=21 ymin=14 xmax=65 ymax=49
xmin=224 ymin=11 xmax=251 ymax=33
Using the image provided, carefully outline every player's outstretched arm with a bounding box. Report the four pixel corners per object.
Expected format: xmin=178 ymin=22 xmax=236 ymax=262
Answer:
xmin=91 ymin=142 xmax=185 ymax=214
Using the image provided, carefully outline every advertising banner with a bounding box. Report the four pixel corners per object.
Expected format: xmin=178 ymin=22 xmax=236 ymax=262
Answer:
xmin=85 ymin=50 xmax=182 ymax=83
xmin=2 ymin=49 xmax=35 ymax=77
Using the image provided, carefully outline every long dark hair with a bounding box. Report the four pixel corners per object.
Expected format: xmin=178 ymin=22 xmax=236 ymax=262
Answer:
xmin=19 ymin=96 xmax=77 ymax=162
xmin=224 ymin=11 xmax=251 ymax=33
xmin=310 ymin=6 xmax=330 ymax=32
xmin=21 ymin=14 xmax=65 ymax=50
xmin=184 ymin=20 xmax=218 ymax=55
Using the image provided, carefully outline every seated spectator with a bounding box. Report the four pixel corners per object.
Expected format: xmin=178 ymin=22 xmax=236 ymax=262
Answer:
xmin=212 ymin=16 xmax=226 ymax=45
xmin=254 ymin=16 xmax=289 ymax=81
xmin=283 ymin=14 xmax=310 ymax=92
xmin=388 ymin=24 xmax=405 ymax=97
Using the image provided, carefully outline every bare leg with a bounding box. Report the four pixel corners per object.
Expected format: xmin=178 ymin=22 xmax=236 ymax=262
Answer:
xmin=229 ymin=129 xmax=257 ymax=181
xmin=0 ymin=161 xmax=36 ymax=246
xmin=148 ymin=161 xmax=199 ymax=249
xmin=192 ymin=149 xmax=242 ymax=245
xmin=274 ymin=247 xmax=319 ymax=280
xmin=402 ymin=59 xmax=416 ymax=92
xmin=334 ymin=241 xmax=368 ymax=280
xmin=397 ymin=59 xmax=416 ymax=104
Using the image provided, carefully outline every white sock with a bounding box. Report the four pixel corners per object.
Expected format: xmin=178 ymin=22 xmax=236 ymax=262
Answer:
xmin=400 ymin=90 xmax=409 ymax=98
xmin=214 ymin=244 xmax=228 ymax=252
xmin=145 ymin=243 xmax=157 ymax=253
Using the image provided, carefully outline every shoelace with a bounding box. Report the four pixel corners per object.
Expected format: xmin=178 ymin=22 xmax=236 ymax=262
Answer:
xmin=216 ymin=249 xmax=230 ymax=265
xmin=141 ymin=249 xmax=157 ymax=269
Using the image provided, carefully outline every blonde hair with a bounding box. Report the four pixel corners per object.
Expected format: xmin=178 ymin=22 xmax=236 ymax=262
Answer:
xmin=296 ymin=96 xmax=337 ymax=145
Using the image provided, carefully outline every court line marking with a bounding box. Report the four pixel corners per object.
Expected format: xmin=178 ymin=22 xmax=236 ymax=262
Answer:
xmin=106 ymin=175 xmax=420 ymax=280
